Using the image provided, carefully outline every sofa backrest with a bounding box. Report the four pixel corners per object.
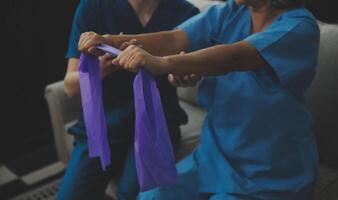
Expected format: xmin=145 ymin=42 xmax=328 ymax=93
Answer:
xmin=306 ymin=22 xmax=338 ymax=168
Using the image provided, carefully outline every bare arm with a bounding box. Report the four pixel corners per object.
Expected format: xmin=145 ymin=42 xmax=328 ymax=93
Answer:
xmin=105 ymin=30 xmax=189 ymax=56
xmin=162 ymin=41 xmax=268 ymax=75
xmin=113 ymin=41 xmax=268 ymax=76
xmin=64 ymin=58 xmax=80 ymax=97
xmin=78 ymin=30 xmax=189 ymax=57
xmin=64 ymin=54 xmax=119 ymax=97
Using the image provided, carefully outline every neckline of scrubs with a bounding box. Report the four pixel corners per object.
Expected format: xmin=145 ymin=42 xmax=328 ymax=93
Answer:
xmin=116 ymin=0 xmax=166 ymax=31
xmin=246 ymin=5 xmax=309 ymax=36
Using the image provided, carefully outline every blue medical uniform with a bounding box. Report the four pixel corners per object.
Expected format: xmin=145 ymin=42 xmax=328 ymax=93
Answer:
xmin=56 ymin=0 xmax=199 ymax=200
xmin=138 ymin=0 xmax=320 ymax=199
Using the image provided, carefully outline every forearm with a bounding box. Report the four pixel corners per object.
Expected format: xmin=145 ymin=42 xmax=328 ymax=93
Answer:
xmin=63 ymin=58 xmax=113 ymax=97
xmin=103 ymin=30 xmax=188 ymax=56
xmin=64 ymin=72 xmax=81 ymax=97
xmin=162 ymin=42 xmax=265 ymax=76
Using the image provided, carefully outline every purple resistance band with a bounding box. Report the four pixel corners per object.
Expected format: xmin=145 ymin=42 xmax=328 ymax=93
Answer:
xmin=78 ymin=44 xmax=178 ymax=191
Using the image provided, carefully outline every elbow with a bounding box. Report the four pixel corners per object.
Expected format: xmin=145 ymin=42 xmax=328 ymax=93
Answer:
xmin=171 ymin=30 xmax=189 ymax=54
xmin=63 ymin=81 xmax=74 ymax=98
xmin=63 ymin=77 xmax=78 ymax=98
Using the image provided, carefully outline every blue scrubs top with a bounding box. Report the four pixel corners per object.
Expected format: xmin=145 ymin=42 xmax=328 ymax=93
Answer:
xmin=66 ymin=0 xmax=199 ymax=143
xmin=178 ymin=0 xmax=319 ymax=199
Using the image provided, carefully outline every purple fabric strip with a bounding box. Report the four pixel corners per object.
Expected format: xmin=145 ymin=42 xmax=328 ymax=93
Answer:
xmin=78 ymin=44 xmax=177 ymax=190
xmin=133 ymin=69 xmax=178 ymax=191
xmin=97 ymin=44 xmax=121 ymax=56
xmin=78 ymin=45 xmax=121 ymax=170
xmin=78 ymin=53 xmax=111 ymax=170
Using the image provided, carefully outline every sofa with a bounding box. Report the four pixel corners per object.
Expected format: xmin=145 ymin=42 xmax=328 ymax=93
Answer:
xmin=44 ymin=3 xmax=338 ymax=199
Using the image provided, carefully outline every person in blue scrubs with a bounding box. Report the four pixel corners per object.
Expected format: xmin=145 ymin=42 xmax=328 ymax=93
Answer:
xmin=78 ymin=0 xmax=320 ymax=199
xmin=56 ymin=1 xmax=199 ymax=200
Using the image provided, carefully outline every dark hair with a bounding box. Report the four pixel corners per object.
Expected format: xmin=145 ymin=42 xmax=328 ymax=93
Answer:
xmin=268 ymin=0 xmax=307 ymax=8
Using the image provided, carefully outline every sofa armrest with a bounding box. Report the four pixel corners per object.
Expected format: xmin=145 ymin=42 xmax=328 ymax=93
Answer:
xmin=45 ymin=81 xmax=81 ymax=123
xmin=44 ymin=81 xmax=81 ymax=163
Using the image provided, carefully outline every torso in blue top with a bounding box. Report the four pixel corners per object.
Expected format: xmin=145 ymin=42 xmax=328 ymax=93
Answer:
xmin=66 ymin=0 xmax=199 ymax=143
xmin=178 ymin=0 xmax=319 ymax=199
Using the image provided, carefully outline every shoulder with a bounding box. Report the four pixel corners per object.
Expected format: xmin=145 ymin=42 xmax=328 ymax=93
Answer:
xmin=273 ymin=7 xmax=320 ymax=40
xmin=244 ymin=7 xmax=320 ymax=55
xmin=282 ymin=8 xmax=319 ymax=31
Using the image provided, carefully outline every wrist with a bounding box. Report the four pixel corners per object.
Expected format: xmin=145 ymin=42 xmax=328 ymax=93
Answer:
xmin=102 ymin=34 xmax=114 ymax=46
xmin=162 ymin=55 xmax=183 ymax=75
xmin=159 ymin=56 xmax=172 ymax=74
xmin=102 ymin=34 xmax=122 ymax=47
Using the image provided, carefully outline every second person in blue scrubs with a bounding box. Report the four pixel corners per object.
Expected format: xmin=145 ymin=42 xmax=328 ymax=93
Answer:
xmin=79 ymin=0 xmax=320 ymax=199
xmin=56 ymin=0 xmax=199 ymax=200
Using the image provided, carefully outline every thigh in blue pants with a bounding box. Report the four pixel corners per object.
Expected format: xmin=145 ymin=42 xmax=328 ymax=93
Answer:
xmin=136 ymin=154 xmax=236 ymax=200
xmin=137 ymin=154 xmax=200 ymax=200
xmin=57 ymin=125 xmax=181 ymax=200
xmin=56 ymin=137 xmax=138 ymax=200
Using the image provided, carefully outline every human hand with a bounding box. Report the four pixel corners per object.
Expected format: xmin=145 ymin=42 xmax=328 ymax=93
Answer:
xmin=112 ymin=45 xmax=166 ymax=75
xmin=167 ymin=51 xmax=201 ymax=87
xmin=100 ymin=38 xmax=140 ymax=74
xmin=99 ymin=53 xmax=120 ymax=77
xmin=78 ymin=31 xmax=106 ymax=56
xmin=119 ymin=39 xmax=141 ymax=50
xmin=168 ymin=73 xmax=201 ymax=87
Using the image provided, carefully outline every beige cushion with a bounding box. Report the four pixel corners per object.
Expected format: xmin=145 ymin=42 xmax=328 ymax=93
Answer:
xmin=45 ymin=81 xmax=80 ymax=162
xmin=177 ymin=85 xmax=200 ymax=106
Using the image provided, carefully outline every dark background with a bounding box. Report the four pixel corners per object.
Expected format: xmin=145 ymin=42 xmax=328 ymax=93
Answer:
xmin=1 ymin=0 xmax=79 ymax=163
xmin=0 ymin=0 xmax=337 ymax=164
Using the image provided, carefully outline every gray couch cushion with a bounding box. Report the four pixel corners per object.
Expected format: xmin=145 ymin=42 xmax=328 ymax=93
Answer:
xmin=179 ymin=101 xmax=206 ymax=140
xmin=45 ymin=81 xmax=80 ymax=162
xmin=177 ymin=86 xmax=200 ymax=106
xmin=306 ymin=22 xmax=338 ymax=167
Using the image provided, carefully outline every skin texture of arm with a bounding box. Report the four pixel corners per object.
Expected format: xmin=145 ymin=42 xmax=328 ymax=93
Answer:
xmin=78 ymin=30 xmax=189 ymax=57
xmin=78 ymin=30 xmax=204 ymax=87
xmin=78 ymin=28 xmax=268 ymax=77
xmin=162 ymin=41 xmax=268 ymax=75
xmin=64 ymin=55 xmax=119 ymax=97
xmin=64 ymin=58 xmax=80 ymax=97
xmin=112 ymin=41 xmax=268 ymax=76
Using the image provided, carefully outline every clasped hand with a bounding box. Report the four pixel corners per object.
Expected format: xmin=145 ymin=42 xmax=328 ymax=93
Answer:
xmin=78 ymin=31 xmax=201 ymax=87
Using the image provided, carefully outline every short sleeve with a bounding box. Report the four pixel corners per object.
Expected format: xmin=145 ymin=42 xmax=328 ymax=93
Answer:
xmin=177 ymin=1 xmax=234 ymax=52
xmin=66 ymin=0 xmax=98 ymax=59
xmin=244 ymin=15 xmax=320 ymax=86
